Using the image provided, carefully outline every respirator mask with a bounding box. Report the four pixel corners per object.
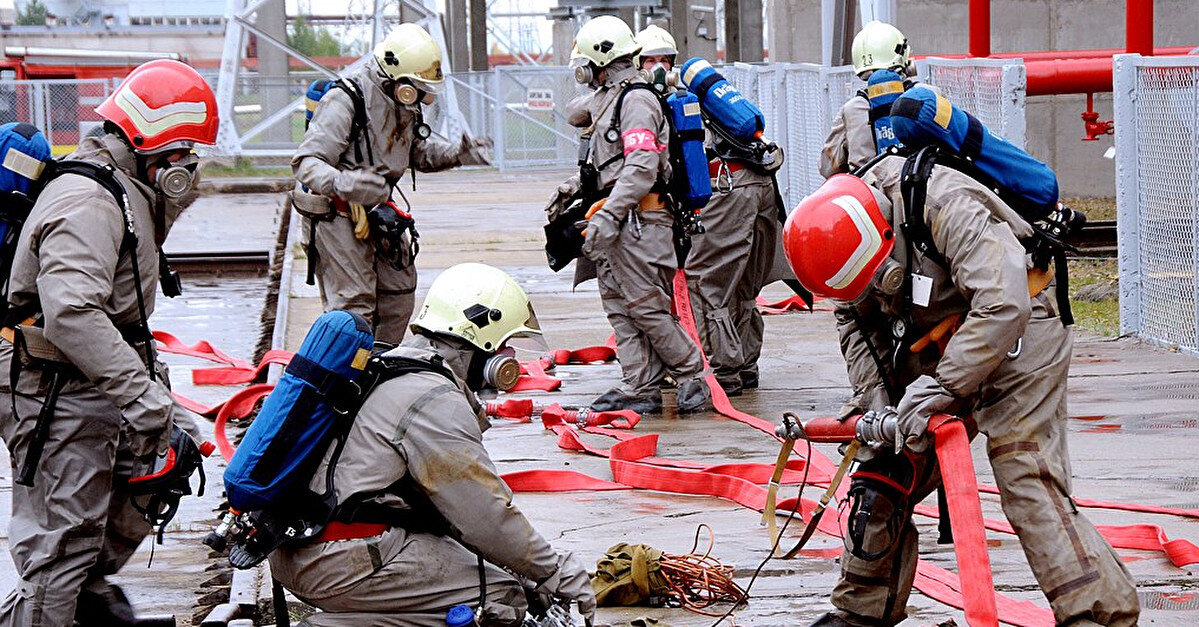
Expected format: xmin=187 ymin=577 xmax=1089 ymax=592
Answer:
xmin=644 ymin=63 xmax=679 ymax=92
xmin=467 ymin=349 xmax=521 ymax=392
xmin=152 ymin=151 xmax=200 ymax=200
xmin=572 ymin=57 xmax=599 ymax=87
xmin=392 ymin=80 xmax=436 ymax=107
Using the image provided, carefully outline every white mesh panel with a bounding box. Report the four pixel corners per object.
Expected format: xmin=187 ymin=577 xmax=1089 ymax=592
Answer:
xmin=921 ymin=57 xmax=1027 ymax=148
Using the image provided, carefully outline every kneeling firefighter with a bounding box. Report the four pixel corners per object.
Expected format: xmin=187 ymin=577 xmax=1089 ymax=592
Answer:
xmin=0 ymin=59 xmax=216 ymax=627
xmin=783 ymin=167 xmax=1139 ymax=625
xmin=266 ymin=264 xmax=596 ymax=626
xmin=637 ymin=30 xmax=786 ymax=397
xmin=555 ymin=15 xmax=709 ymax=414
xmin=293 ymin=23 xmax=492 ymax=345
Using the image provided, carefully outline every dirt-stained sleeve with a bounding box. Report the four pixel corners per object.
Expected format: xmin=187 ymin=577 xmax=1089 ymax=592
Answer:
xmin=819 ymin=105 xmax=851 ymax=178
xmin=411 ymin=132 xmax=465 ymax=173
xmin=602 ymin=89 xmax=666 ymax=222
xmin=835 ymin=301 xmax=895 ymax=417
xmin=928 ymin=186 xmax=1032 ymax=397
xmin=292 ymin=89 xmax=356 ymax=196
xmin=31 ymin=179 xmax=154 ymax=408
xmin=820 ymin=98 xmax=875 ymax=178
xmin=399 ymin=383 xmax=560 ymax=583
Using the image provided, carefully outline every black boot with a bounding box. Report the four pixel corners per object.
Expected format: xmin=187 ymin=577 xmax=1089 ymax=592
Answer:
xmin=75 ymin=583 xmax=176 ymax=627
xmin=590 ymin=388 xmax=662 ymax=414
xmin=807 ymin=611 xmax=890 ymax=627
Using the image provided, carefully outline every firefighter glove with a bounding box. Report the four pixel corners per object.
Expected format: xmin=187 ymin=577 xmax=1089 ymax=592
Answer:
xmin=122 ymin=381 xmax=176 ymax=458
xmin=334 ymin=169 xmax=389 ymax=205
xmin=545 ymin=177 xmax=581 ymax=222
xmin=894 ymin=374 xmax=958 ymax=454
xmin=537 ymin=551 xmax=596 ymax=623
xmin=581 ymin=208 xmax=619 ymax=259
xmin=459 ymin=135 xmax=494 ymax=166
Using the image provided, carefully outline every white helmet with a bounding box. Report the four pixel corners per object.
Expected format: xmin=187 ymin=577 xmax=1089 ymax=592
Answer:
xmin=410 ymin=263 xmax=541 ymax=352
xmin=570 ymin=15 xmax=641 ymax=69
xmin=851 ymin=21 xmax=911 ymax=76
xmin=374 ymin=23 xmax=445 ymax=91
xmin=636 ymin=25 xmax=678 ymax=63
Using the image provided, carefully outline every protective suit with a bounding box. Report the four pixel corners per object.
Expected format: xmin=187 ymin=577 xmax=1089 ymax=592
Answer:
xmin=270 ymin=334 xmax=588 ymax=626
xmin=818 ymin=157 xmax=1139 ymax=625
xmin=0 ymin=134 xmax=188 ymax=627
xmin=685 ymin=161 xmax=777 ymax=394
xmin=569 ymin=61 xmax=708 ymax=413
xmin=294 ymin=63 xmax=489 ymax=345
xmin=819 ymin=96 xmax=874 ymax=178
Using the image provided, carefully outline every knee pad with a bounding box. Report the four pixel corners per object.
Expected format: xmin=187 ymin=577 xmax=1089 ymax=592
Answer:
xmin=845 ymin=453 xmax=918 ymax=562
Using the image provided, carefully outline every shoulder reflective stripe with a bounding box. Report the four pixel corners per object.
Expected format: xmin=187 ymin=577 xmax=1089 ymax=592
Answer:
xmin=621 ymin=128 xmax=666 ymax=155
xmin=2 ymin=148 xmax=46 ymax=181
xmin=867 ymin=80 xmax=905 ymax=99
xmin=114 ymin=88 xmax=209 ymax=136
xmin=826 ymin=194 xmax=884 ymax=291
xmin=933 ymin=93 xmax=953 ymax=129
xmin=681 ymin=59 xmax=712 ymax=89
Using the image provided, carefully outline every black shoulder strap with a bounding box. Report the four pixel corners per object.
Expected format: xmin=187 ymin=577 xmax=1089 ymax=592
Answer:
xmin=364 ymin=353 xmax=457 ymax=395
xmin=898 ymin=146 xmax=949 ymax=272
xmin=331 ymin=78 xmax=374 ymax=166
xmin=605 ymin=82 xmax=663 ymax=145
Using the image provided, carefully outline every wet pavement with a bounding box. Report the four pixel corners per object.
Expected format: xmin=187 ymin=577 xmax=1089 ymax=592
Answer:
xmin=2 ymin=168 xmax=1198 ymax=626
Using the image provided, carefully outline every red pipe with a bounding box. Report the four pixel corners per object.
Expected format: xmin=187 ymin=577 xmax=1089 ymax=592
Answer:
xmin=969 ymin=0 xmax=991 ymax=58
xmin=1025 ymin=57 xmax=1114 ymax=96
xmin=923 ymin=46 xmax=1191 ymax=62
xmin=1126 ymin=0 xmax=1154 ymax=55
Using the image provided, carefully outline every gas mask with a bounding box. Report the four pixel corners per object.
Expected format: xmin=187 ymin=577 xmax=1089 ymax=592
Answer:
xmin=644 ymin=63 xmax=679 ymax=92
xmin=467 ymin=350 xmax=521 ymax=392
xmin=152 ymin=152 xmax=200 ymax=200
xmin=392 ymin=80 xmax=436 ymax=107
xmin=837 ymin=257 xmax=905 ymax=308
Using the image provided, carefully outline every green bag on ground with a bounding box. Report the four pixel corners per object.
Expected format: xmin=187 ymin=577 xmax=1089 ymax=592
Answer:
xmin=591 ymin=543 xmax=671 ymax=606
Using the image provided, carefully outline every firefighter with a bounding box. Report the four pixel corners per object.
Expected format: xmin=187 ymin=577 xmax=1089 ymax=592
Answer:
xmin=294 ymin=23 xmax=492 ymax=345
xmin=0 ymin=59 xmax=218 ymax=627
xmin=783 ymin=166 xmax=1140 ymax=626
xmin=563 ymin=16 xmax=710 ymax=414
xmin=632 ymin=26 xmax=781 ymax=396
xmin=269 ymin=263 xmax=596 ymax=626
xmin=819 ymin=20 xmax=913 ymax=177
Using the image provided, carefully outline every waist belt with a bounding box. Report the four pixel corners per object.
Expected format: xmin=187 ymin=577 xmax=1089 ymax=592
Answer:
xmin=1 ymin=320 xmax=153 ymax=366
xmin=332 ymin=197 xmax=351 ymax=217
xmin=708 ymin=159 xmax=747 ymax=179
xmin=638 ymin=192 xmax=667 ymax=212
xmin=315 ymin=521 xmax=388 ymax=542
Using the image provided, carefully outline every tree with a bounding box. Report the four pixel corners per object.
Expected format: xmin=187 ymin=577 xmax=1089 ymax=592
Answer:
xmin=288 ymin=15 xmax=342 ymax=58
xmin=16 ymin=0 xmax=49 ymax=26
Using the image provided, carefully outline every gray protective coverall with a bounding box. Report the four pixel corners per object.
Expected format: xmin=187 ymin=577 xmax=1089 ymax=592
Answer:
xmin=824 ymin=156 xmax=1138 ymax=626
xmin=819 ymin=95 xmax=874 ymax=178
xmin=569 ymin=63 xmax=707 ymax=408
xmin=294 ymin=64 xmax=485 ymax=344
xmin=270 ymin=335 xmax=581 ymax=626
xmin=685 ymin=161 xmax=777 ymax=393
xmin=0 ymin=135 xmax=186 ymax=627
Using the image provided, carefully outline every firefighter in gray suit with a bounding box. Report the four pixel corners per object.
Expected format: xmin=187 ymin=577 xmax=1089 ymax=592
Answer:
xmin=294 ymin=23 xmax=491 ymax=345
xmin=0 ymin=60 xmax=216 ymax=627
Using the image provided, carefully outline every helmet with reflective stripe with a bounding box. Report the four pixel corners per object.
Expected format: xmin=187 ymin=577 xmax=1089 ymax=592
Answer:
xmin=636 ymin=25 xmax=678 ymax=63
xmin=851 ymin=21 xmax=910 ymax=76
xmin=411 ymin=263 xmax=541 ymax=352
xmin=783 ymin=174 xmax=896 ymax=302
xmin=95 ymin=59 xmax=218 ymax=153
xmin=374 ymin=23 xmax=445 ymax=91
xmin=571 ymin=15 xmax=640 ymax=69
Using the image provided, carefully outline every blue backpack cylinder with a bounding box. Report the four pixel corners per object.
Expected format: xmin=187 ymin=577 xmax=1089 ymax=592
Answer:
xmin=679 ymin=58 xmax=765 ymax=143
xmin=889 ymin=85 xmax=1059 ymax=214
xmin=666 ymin=90 xmax=712 ymax=210
xmin=865 ymin=70 xmax=907 ymax=153
xmin=0 ymin=122 xmax=51 ymax=198
xmin=223 ymin=310 xmax=375 ymax=512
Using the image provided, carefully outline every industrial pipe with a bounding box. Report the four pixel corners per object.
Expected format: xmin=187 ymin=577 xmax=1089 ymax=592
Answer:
xmin=926 ymin=46 xmax=1192 ymax=62
xmin=1126 ymin=0 xmax=1154 ymax=55
xmin=1024 ymin=57 xmax=1115 ymax=96
xmin=969 ymin=0 xmax=990 ymax=58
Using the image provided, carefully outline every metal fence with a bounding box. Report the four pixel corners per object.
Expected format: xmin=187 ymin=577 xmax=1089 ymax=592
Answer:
xmin=920 ymin=56 xmax=1028 ymax=149
xmin=0 ymin=79 xmax=117 ymax=156
xmin=1114 ymin=54 xmax=1199 ymax=356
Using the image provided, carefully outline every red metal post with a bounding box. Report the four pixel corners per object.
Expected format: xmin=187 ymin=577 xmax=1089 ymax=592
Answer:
xmin=1126 ymin=0 xmax=1154 ymax=55
xmin=969 ymin=0 xmax=991 ymax=57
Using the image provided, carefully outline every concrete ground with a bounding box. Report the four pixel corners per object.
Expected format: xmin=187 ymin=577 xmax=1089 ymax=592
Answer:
xmin=1 ymin=168 xmax=1197 ymax=626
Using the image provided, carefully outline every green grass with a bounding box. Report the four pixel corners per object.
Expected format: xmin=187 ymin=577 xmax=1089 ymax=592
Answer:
xmin=1062 ymin=196 xmax=1116 ymax=222
xmin=1067 ymin=258 xmax=1120 ymax=337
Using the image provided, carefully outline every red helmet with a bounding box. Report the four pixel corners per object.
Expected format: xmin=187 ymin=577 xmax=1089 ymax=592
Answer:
xmin=783 ymin=174 xmax=895 ymax=302
xmin=95 ymin=59 xmax=218 ymax=153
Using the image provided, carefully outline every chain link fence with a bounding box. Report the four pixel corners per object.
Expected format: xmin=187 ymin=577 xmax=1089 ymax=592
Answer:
xmin=919 ymin=57 xmax=1028 ymax=148
xmin=0 ymin=79 xmax=117 ymax=156
xmin=1114 ymin=54 xmax=1199 ymax=356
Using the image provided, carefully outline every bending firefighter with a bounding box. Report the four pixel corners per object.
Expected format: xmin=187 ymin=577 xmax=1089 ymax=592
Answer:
xmin=0 ymin=60 xmax=217 ymax=626
xmin=559 ymin=16 xmax=709 ymax=414
xmin=293 ymin=23 xmax=492 ymax=345
xmin=267 ymin=264 xmax=596 ymax=626
xmin=633 ymin=26 xmax=782 ymax=396
xmin=820 ymin=21 xmax=915 ymax=177
xmin=783 ymin=167 xmax=1139 ymax=625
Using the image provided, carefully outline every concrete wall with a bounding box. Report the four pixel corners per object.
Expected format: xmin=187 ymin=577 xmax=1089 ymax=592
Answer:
xmin=0 ymin=26 xmax=226 ymax=60
xmin=766 ymin=0 xmax=1199 ymax=196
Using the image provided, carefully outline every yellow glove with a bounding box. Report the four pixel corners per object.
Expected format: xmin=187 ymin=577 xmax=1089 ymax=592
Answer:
xmin=350 ymin=203 xmax=371 ymax=240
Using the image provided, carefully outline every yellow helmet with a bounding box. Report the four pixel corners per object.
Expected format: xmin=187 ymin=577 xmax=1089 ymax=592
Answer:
xmin=851 ymin=21 xmax=911 ymax=76
xmin=570 ymin=15 xmax=640 ymax=69
xmin=636 ymin=25 xmax=678 ymax=63
xmin=374 ymin=23 xmax=445 ymax=91
xmin=410 ymin=263 xmax=541 ymax=352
